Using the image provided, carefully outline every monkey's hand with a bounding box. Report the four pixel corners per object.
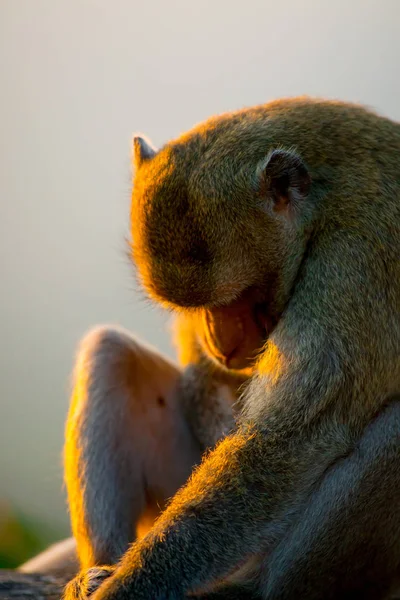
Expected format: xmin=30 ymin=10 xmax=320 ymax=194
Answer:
xmin=63 ymin=566 xmax=115 ymax=600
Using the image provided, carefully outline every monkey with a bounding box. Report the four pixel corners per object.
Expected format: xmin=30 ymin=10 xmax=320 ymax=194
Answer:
xmin=63 ymin=97 xmax=400 ymax=600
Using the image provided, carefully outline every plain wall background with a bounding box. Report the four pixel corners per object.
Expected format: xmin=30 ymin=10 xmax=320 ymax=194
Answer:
xmin=1 ymin=0 xmax=400 ymax=537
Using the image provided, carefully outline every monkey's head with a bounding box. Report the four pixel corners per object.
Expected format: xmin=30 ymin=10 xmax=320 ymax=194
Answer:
xmin=130 ymin=106 xmax=315 ymax=373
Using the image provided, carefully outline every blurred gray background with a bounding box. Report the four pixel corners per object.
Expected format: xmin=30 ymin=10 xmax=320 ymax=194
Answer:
xmin=1 ymin=0 xmax=399 ymax=545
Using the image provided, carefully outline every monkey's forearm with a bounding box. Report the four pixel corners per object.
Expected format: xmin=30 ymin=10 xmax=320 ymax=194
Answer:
xmin=92 ymin=414 xmax=344 ymax=600
xmin=92 ymin=430 xmax=262 ymax=599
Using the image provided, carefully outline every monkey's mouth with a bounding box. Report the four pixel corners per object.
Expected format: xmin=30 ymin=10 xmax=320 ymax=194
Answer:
xmin=200 ymin=287 xmax=274 ymax=371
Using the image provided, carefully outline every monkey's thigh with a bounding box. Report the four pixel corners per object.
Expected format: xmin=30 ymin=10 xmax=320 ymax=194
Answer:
xmin=65 ymin=326 xmax=202 ymax=569
xmin=263 ymin=398 xmax=400 ymax=600
xmin=19 ymin=329 xmax=202 ymax=577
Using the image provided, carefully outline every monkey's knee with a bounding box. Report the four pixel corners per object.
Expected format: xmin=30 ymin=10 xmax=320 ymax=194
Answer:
xmin=71 ymin=325 xmax=181 ymax=411
xmin=69 ymin=324 xmax=205 ymax=475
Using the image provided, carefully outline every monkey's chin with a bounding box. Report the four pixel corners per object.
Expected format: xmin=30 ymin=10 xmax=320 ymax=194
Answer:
xmin=200 ymin=290 xmax=272 ymax=372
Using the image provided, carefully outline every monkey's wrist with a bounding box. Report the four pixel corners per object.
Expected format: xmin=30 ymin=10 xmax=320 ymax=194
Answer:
xmin=91 ymin=565 xmax=180 ymax=600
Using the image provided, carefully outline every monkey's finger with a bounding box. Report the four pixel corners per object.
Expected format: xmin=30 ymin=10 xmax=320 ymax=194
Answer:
xmin=63 ymin=566 xmax=115 ymax=600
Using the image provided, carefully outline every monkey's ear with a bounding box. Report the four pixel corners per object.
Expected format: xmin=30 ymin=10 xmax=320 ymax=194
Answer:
xmin=263 ymin=149 xmax=311 ymax=211
xmin=133 ymin=135 xmax=158 ymax=168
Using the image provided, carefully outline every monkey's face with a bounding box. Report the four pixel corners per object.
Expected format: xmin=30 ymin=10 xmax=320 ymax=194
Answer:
xmin=131 ymin=120 xmax=311 ymax=372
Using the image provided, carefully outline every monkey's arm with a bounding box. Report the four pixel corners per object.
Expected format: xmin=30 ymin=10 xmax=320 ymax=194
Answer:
xmin=90 ymin=328 xmax=362 ymax=600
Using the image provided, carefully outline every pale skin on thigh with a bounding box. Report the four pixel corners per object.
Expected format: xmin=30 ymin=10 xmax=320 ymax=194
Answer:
xmin=64 ymin=326 xmax=204 ymax=568
xmin=21 ymin=327 xmax=204 ymax=577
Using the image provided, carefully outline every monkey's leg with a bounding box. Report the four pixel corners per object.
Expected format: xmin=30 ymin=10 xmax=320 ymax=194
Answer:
xmin=64 ymin=326 xmax=202 ymax=569
xmin=260 ymin=398 xmax=400 ymax=600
